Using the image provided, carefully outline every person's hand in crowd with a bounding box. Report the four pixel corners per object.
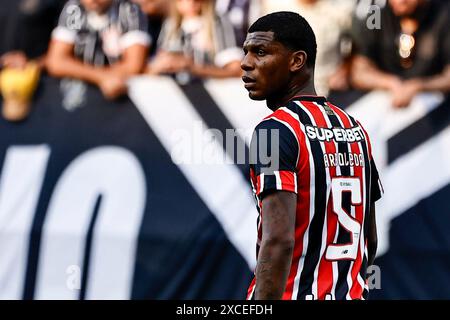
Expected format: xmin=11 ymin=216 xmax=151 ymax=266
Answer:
xmin=328 ymin=64 xmax=351 ymax=91
xmin=96 ymin=71 xmax=128 ymax=100
xmin=0 ymin=51 xmax=28 ymax=69
xmin=148 ymin=51 xmax=192 ymax=75
xmin=390 ymin=79 xmax=422 ymax=109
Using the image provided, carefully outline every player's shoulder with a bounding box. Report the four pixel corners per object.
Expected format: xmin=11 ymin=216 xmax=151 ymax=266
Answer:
xmin=260 ymin=102 xmax=300 ymax=126
xmin=253 ymin=116 xmax=300 ymax=149
xmin=257 ymin=104 xmax=299 ymax=131
xmin=254 ymin=116 xmax=287 ymax=132
xmin=326 ymin=100 xmax=361 ymax=127
xmin=325 ymin=100 xmax=347 ymax=116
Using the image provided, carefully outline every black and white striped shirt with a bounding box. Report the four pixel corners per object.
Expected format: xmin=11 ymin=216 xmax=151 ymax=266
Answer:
xmin=52 ymin=0 xmax=150 ymax=66
xmin=157 ymin=14 xmax=242 ymax=68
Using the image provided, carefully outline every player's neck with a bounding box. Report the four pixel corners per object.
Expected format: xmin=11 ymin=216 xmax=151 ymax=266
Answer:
xmin=266 ymin=80 xmax=317 ymax=111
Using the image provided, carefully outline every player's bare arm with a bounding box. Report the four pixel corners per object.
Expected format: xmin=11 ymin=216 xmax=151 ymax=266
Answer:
xmin=255 ymin=191 xmax=296 ymax=300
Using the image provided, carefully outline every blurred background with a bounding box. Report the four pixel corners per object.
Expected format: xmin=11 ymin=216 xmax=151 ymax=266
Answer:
xmin=0 ymin=0 xmax=449 ymax=299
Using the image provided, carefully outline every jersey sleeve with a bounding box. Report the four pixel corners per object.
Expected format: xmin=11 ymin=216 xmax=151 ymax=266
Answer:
xmin=118 ymin=2 xmax=151 ymax=50
xmin=51 ymin=0 xmax=81 ymax=44
xmin=250 ymin=118 xmax=299 ymax=200
xmin=213 ymin=15 xmax=243 ymax=68
xmin=370 ymin=158 xmax=383 ymax=202
xmin=354 ymin=118 xmax=383 ymax=203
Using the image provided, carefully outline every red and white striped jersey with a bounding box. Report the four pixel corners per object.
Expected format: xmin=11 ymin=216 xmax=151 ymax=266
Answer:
xmin=247 ymin=96 xmax=383 ymax=300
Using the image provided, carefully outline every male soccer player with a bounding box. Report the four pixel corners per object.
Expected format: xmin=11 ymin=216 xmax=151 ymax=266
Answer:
xmin=242 ymin=12 xmax=383 ymax=300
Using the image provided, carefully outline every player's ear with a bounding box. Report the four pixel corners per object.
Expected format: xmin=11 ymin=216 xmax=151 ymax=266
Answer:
xmin=290 ymin=50 xmax=307 ymax=73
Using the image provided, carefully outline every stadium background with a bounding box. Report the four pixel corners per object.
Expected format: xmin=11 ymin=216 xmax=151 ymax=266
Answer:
xmin=1 ymin=0 xmax=449 ymax=300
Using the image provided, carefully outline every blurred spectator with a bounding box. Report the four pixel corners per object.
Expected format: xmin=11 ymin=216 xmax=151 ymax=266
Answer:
xmin=351 ymin=0 xmax=450 ymax=108
xmin=354 ymin=0 xmax=387 ymax=21
xmin=46 ymin=0 xmax=150 ymax=100
xmin=263 ymin=0 xmax=355 ymax=96
xmin=262 ymin=0 xmax=295 ymax=15
xmin=215 ymin=0 xmax=263 ymax=46
xmin=0 ymin=0 xmax=64 ymax=68
xmin=0 ymin=62 xmax=41 ymax=121
xmin=133 ymin=0 xmax=169 ymax=57
xmin=148 ymin=0 xmax=242 ymax=81
xmin=0 ymin=0 xmax=64 ymax=121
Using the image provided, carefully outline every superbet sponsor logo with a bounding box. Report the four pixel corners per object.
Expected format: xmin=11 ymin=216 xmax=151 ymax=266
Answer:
xmin=305 ymin=125 xmax=365 ymax=143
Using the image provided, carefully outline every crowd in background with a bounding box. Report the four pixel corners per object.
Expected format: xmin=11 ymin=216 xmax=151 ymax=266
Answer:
xmin=0 ymin=0 xmax=449 ymax=122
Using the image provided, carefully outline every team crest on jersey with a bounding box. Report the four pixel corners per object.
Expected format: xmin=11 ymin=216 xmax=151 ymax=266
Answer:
xmin=305 ymin=125 xmax=365 ymax=143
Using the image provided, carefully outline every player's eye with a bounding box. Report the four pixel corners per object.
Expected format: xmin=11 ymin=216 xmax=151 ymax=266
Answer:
xmin=257 ymin=49 xmax=266 ymax=56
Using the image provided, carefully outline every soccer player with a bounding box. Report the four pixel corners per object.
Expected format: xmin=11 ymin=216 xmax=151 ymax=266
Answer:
xmin=242 ymin=12 xmax=383 ymax=300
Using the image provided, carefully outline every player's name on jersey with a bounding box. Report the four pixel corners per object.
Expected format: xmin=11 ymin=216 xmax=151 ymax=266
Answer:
xmin=323 ymin=152 xmax=365 ymax=168
xmin=305 ymin=125 xmax=365 ymax=143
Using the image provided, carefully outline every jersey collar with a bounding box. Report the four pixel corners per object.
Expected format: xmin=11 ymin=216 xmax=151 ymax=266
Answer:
xmin=292 ymin=95 xmax=327 ymax=103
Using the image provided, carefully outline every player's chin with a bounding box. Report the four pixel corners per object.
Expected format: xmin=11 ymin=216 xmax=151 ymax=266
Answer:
xmin=247 ymin=89 xmax=266 ymax=101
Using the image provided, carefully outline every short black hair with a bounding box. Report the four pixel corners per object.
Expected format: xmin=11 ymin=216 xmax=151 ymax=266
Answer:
xmin=248 ymin=11 xmax=317 ymax=68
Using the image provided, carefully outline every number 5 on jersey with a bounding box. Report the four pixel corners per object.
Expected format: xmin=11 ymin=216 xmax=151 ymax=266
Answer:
xmin=325 ymin=177 xmax=362 ymax=261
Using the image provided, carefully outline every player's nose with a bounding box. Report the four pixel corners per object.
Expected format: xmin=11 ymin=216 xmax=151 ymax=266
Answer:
xmin=241 ymin=53 xmax=254 ymax=71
